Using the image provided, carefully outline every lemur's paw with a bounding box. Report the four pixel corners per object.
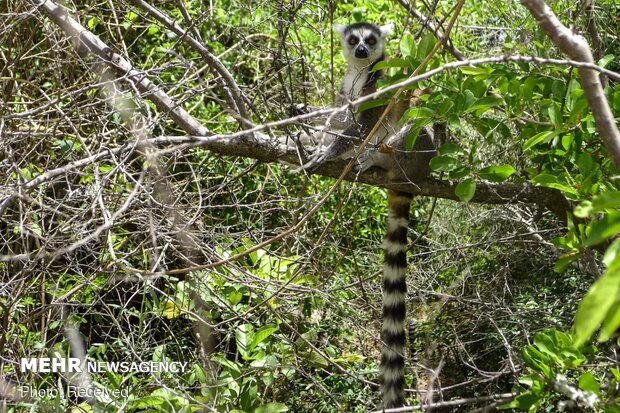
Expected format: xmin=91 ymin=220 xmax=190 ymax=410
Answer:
xmin=299 ymin=147 xmax=328 ymax=171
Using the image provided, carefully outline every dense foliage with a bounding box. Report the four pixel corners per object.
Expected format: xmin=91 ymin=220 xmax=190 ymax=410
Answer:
xmin=1 ymin=0 xmax=620 ymax=412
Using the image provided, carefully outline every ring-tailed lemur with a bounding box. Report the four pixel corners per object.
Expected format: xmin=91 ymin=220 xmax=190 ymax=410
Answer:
xmin=296 ymin=22 xmax=437 ymax=409
xmin=301 ymin=22 xmax=396 ymax=170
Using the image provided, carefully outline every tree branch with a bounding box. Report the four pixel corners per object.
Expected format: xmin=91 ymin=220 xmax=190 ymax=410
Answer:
xmin=521 ymin=0 xmax=620 ymax=172
xmin=396 ymin=0 xmax=466 ymax=61
xmin=26 ymin=0 xmax=210 ymax=136
xmin=126 ymin=0 xmax=252 ymax=128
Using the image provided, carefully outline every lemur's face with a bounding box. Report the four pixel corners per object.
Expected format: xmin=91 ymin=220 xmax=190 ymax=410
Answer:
xmin=335 ymin=22 xmax=393 ymax=64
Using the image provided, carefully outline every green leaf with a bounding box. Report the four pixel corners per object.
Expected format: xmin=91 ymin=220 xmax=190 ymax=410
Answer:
xmin=576 ymin=153 xmax=594 ymax=175
xmin=478 ymin=164 xmax=516 ymax=182
xmin=438 ymin=143 xmax=464 ymax=156
xmin=416 ymin=33 xmax=436 ymax=60
xmin=573 ymin=259 xmax=620 ymax=347
xmin=255 ymin=402 xmax=289 ymax=413
xmin=592 ymin=191 xmax=620 ymax=212
xmin=211 ymin=354 xmax=242 ymax=375
xmin=523 ymin=345 xmax=552 ymax=377
xmin=429 ymin=155 xmax=462 ymax=172
xmin=554 ymin=252 xmax=581 ymax=273
xmin=603 ymin=239 xmax=620 ymax=267
xmin=229 ymin=291 xmax=243 ymax=306
xmin=462 ymin=89 xmax=476 ymax=110
xmin=249 ymin=325 xmax=277 ymax=352
xmin=574 ymin=201 xmax=593 ymax=218
xmin=162 ymin=300 xmax=182 ymax=319
xmin=585 ymin=211 xmax=620 ymax=247
xmin=459 ymin=66 xmax=490 ymax=76
xmin=464 ymin=96 xmax=502 ymax=115
xmin=358 ymin=98 xmax=390 ymax=112
xmin=548 ymin=103 xmax=562 ymax=128
xmin=502 ymin=392 xmax=540 ymax=410
xmin=523 ymin=130 xmax=557 ymax=150
xmin=404 ymin=106 xmax=436 ymax=119
xmin=533 ymin=332 xmax=562 ymax=364
xmin=400 ymin=33 xmax=415 ymax=59
xmin=352 ymin=8 xmax=363 ymax=22
xmin=449 ymin=166 xmax=470 ymax=180
xmin=521 ymin=76 xmax=538 ymax=101
xmin=531 ymin=174 xmax=578 ymax=196
xmin=599 ymin=54 xmax=615 ymax=68
xmin=71 ymin=403 xmax=93 ymax=413
xmin=599 ymin=300 xmax=620 ymax=342
xmin=374 ymin=58 xmax=409 ymax=70
xmin=578 ymin=371 xmax=600 ymax=394
xmin=301 ymin=349 xmax=329 ymax=368
xmin=455 ymin=178 xmax=476 ymax=202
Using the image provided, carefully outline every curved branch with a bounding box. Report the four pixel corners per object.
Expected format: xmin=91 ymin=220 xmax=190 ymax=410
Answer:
xmin=155 ymin=134 xmax=572 ymax=220
xmin=521 ymin=0 xmax=620 ymax=172
xmin=26 ymin=0 xmax=210 ymax=136
xmin=126 ymin=0 xmax=252 ymax=128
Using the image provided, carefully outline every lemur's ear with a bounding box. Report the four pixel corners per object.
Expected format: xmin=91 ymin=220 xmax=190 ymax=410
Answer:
xmin=380 ymin=24 xmax=394 ymax=38
xmin=334 ymin=25 xmax=346 ymax=36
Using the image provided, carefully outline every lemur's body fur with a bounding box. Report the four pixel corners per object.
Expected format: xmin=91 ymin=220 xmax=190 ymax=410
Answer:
xmin=298 ymin=22 xmax=437 ymax=409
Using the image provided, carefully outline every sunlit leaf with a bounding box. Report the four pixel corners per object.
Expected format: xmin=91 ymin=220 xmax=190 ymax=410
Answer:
xmin=573 ymin=258 xmax=620 ymax=346
xmin=578 ymin=371 xmax=600 ymax=394
xmin=478 ymin=164 xmax=516 ymax=182
xmin=404 ymin=106 xmax=436 ymax=119
xmin=592 ymin=191 xmax=620 ymax=212
xmin=523 ymin=131 xmax=557 ymax=150
xmin=548 ymin=103 xmax=562 ymax=128
xmin=599 ymin=300 xmax=620 ymax=342
xmin=585 ymin=212 xmax=620 ymax=247
xmin=400 ymin=32 xmax=415 ymax=58
xmin=255 ymin=402 xmax=289 ymax=413
xmin=459 ymin=66 xmax=490 ymax=76
xmin=464 ymin=96 xmax=502 ymax=115
xmin=249 ymin=325 xmax=277 ymax=352
xmin=236 ymin=324 xmax=253 ymax=359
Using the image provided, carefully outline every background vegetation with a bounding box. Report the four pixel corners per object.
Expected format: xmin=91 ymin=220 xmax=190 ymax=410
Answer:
xmin=1 ymin=0 xmax=620 ymax=412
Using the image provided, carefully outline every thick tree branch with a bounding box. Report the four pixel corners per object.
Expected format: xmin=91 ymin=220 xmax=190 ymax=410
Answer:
xmin=152 ymin=134 xmax=573 ymax=219
xmin=521 ymin=0 xmax=620 ymax=172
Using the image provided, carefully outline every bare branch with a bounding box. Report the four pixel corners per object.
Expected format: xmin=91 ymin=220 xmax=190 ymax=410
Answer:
xmin=367 ymin=392 xmax=516 ymax=412
xmin=26 ymin=0 xmax=210 ymax=136
xmin=126 ymin=0 xmax=252 ymax=128
xmin=396 ymin=0 xmax=466 ymax=61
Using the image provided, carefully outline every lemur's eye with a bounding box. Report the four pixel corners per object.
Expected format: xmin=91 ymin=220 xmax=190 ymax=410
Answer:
xmin=348 ymin=36 xmax=358 ymax=46
xmin=366 ymin=36 xmax=376 ymax=46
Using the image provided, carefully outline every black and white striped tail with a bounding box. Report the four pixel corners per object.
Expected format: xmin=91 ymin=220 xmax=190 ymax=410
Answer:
xmin=381 ymin=190 xmax=412 ymax=409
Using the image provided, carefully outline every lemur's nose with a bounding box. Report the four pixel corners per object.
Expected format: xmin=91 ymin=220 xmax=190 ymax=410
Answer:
xmin=355 ymin=45 xmax=368 ymax=58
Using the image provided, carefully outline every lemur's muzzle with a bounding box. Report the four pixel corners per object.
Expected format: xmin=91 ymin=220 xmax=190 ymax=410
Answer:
xmin=355 ymin=45 xmax=369 ymax=58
